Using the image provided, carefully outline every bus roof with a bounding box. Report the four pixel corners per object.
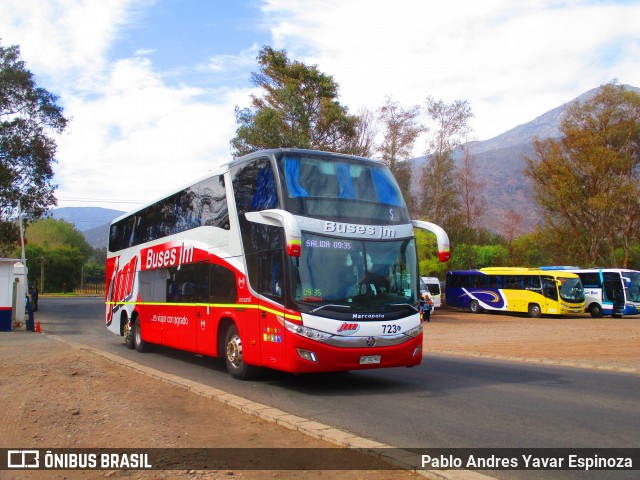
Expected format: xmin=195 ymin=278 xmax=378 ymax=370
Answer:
xmin=448 ymin=268 xmax=580 ymax=278
xmin=110 ymin=148 xmax=386 ymax=225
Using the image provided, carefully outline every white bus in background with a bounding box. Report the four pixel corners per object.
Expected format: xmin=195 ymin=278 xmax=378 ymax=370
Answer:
xmin=540 ymin=267 xmax=640 ymax=318
xmin=421 ymin=276 xmax=442 ymax=308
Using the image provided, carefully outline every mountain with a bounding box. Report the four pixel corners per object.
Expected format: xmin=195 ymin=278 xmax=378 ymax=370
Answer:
xmin=82 ymin=223 xmax=112 ymax=250
xmin=50 ymin=207 xmax=124 ymax=250
xmin=410 ymin=84 xmax=640 ymax=233
xmin=51 ymin=207 xmax=124 ymax=232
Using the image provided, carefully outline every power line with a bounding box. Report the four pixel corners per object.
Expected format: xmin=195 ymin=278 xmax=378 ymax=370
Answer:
xmin=56 ymin=197 xmax=146 ymax=205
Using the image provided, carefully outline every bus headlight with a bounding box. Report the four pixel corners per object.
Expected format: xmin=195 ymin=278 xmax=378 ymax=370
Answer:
xmin=404 ymin=324 xmax=423 ymax=338
xmin=284 ymin=319 xmax=334 ymax=342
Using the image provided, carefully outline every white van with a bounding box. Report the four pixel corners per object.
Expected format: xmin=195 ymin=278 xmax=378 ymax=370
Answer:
xmin=421 ymin=276 xmax=442 ymax=308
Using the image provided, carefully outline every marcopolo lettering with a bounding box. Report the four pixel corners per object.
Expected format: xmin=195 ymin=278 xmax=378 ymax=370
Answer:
xmin=352 ymin=313 xmax=385 ymax=320
xmin=323 ymin=221 xmax=396 ymax=238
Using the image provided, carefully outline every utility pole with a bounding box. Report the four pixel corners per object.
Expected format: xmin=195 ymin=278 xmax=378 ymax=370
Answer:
xmin=40 ymin=255 xmax=44 ymax=293
xmin=18 ymin=200 xmax=26 ymax=263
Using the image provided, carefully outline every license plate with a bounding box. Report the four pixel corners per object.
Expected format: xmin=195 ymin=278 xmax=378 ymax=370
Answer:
xmin=359 ymin=355 xmax=381 ymax=365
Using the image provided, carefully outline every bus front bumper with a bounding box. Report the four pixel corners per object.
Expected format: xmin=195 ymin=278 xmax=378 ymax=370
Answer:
xmin=283 ymin=333 xmax=423 ymax=373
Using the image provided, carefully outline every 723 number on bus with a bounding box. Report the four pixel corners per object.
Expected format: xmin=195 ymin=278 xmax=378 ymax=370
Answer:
xmin=382 ymin=324 xmax=401 ymax=334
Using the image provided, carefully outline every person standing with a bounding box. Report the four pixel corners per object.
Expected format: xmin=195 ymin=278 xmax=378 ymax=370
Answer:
xmin=31 ymin=286 xmax=39 ymax=312
xmin=420 ymin=290 xmax=434 ymax=322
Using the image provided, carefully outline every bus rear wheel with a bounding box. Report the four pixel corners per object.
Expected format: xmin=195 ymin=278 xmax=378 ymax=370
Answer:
xmin=133 ymin=317 xmax=151 ymax=353
xmin=124 ymin=317 xmax=134 ymax=349
xmin=469 ymin=300 xmax=481 ymax=313
xmin=528 ymin=303 xmax=541 ymax=318
xmin=224 ymin=324 xmax=258 ymax=380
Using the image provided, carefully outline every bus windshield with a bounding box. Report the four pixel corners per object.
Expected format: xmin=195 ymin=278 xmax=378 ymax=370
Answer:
xmin=276 ymin=153 xmax=409 ymax=225
xmin=291 ymin=233 xmax=418 ymax=314
xmin=558 ymin=276 xmax=585 ymax=303
xmin=624 ymin=271 xmax=640 ymax=302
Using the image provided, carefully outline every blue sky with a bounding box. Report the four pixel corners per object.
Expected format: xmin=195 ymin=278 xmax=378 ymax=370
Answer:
xmin=1 ymin=0 xmax=639 ymax=212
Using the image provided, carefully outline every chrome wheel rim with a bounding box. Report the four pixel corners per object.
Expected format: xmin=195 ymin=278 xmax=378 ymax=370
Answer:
xmin=226 ymin=334 xmax=243 ymax=368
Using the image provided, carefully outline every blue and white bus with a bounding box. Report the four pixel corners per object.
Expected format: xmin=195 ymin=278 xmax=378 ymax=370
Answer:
xmin=541 ymin=267 xmax=640 ymax=318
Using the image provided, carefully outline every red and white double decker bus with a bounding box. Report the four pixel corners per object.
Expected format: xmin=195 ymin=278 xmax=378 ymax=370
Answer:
xmin=105 ymin=149 xmax=450 ymax=379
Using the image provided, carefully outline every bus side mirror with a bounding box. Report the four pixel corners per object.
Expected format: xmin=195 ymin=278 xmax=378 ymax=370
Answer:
xmin=245 ymin=209 xmax=302 ymax=257
xmin=411 ymin=220 xmax=450 ymax=262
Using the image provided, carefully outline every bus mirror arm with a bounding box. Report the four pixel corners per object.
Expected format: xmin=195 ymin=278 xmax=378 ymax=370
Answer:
xmin=245 ymin=209 xmax=302 ymax=257
xmin=411 ymin=220 xmax=451 ymax=262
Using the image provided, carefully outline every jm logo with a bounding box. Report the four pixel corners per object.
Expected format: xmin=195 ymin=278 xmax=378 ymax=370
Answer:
xmin=7 ymin=450 xmax=39 ymax=468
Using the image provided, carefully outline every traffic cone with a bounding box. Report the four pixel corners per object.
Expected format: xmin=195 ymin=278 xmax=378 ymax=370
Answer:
xmin=35 ymin=322 xmax=41 ymax=333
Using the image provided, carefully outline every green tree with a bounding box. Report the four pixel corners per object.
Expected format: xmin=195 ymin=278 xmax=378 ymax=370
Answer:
xmin=524 ymin=82 xmax=640 ymax=267
xmin=24 ymin=218 xmax=93 ymax=292
xmin=0 ymin=42 xmax=69 ymax=255
xmin=377 ymin=96 xmax=424 ymax=214
xmin=230 ymin=46 xmax=358 ymax=156
xmin=26 ymin=218 xmax=92 ymax=256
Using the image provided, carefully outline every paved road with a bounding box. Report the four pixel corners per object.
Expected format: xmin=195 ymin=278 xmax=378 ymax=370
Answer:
xmin=37 ymin=296 xmax=640 ymax=480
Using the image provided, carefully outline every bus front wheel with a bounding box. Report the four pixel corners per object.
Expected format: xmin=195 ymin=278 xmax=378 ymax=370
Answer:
xmin=224 ymin=324 xmax=258 ymax=380
xmin=528 ymin=303 xmax=541 ymax=318
xmin=589 ymin=304 xmax=603 ymax=318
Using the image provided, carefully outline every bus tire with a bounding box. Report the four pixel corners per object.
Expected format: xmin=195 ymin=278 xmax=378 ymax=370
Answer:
xmin=589 ymin=304 xmax=603 ymax=318
xmin=224 ymin=324 xmax=258 ymax=380
xmin=528 ymin=303 xmax=541 ymax=318
xmin=124 ymin=316 xmax=135 ymax=349
xmin=469 ymin=300 xmax=481 ymax=313
xmin=133 ymin=317 xmax=151 ymax=353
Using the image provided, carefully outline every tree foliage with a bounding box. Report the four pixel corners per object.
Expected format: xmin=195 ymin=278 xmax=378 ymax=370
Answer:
xmin=376 ymin=97 xmax=424 ymax=214
xmin=457 ymin=143 xmax=487 ymax=237
xmin=524 ymin=82 xmax=640 ymax=267
xmin=23 ymin=218 xmax=95 ymax=292
xmin=343 ymin=107 xmax=378 ymax=158
xmin=230 ymin=46 xmax=358 ymax=157
xmin=26 ymin=218 xmax=92 ymax=256
xmin=418 ymin=97 xmax=473 ymax=232
xmin=0 ymin=42 xmax=68 ymax=254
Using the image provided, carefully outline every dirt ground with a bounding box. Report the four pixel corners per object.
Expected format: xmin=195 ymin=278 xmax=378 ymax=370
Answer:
xmin=424 ymin=308 xmax=640 ymax=372
xmin=1 ymin=307 xmax=639 ymax=480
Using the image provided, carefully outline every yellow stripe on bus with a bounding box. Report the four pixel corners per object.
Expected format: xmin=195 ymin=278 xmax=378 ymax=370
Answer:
xmin=105 ymin=301 xmax=302 ymax=321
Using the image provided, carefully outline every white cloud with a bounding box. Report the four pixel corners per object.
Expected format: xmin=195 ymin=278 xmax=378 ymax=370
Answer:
xmin=1 ymin=0 xmax=251 ymax=211
xmin=56 ymin=57 xmax=250 ymax=210
xmin=262 ymin=0 xmax=640 ymax=141
xmin=2 ymin=0 xmax=639 ymax=213
xmin=0 ymin=0 xmax=148 ymax=89
xmin=200 ymin=44 xmax=261 ymax=73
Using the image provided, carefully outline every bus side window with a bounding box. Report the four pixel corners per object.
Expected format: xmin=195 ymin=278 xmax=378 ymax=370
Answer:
xmin=542 ymin=277 xmax=558 ymax=301
xmin=232 ymin=158 xmax=278 ymax=215
xmin=173 ymin=263 xmax=209 ymax=303
xmin=198 ymin=175 xmax=229 ymax=230
xmin=210 ymin=264 xmax=237 ymax=303
xmin=258 ymin=252 xmax=283 ymax=299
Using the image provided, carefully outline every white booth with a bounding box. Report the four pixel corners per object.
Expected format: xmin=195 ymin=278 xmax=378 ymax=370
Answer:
xmin=0 ymin=258 xmax=28 ymax=331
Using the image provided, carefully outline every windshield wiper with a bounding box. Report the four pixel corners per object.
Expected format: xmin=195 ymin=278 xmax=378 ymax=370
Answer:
xmin=310 ymin=304 xmax=352 ymax=314
xmin=384 ymin=303 xmax=420 ymax=313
